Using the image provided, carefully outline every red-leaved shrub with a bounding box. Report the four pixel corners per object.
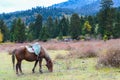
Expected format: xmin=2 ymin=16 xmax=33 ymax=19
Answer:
xmin=98 ymin=48 xmax=120 ymax=67
xmin=67 ymin=47 xmax=98 ymax=58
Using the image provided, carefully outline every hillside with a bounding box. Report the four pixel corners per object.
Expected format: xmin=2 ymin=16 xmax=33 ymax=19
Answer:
xmin=0 ymin=7 xmax=73 ymax=26
xmin=52 ymin=0 xmax=98 ymax=9
xmin=52 ymin=0 xmax=120 ymax=15
xmin=0 ymin=0 xmax=120 ymax=26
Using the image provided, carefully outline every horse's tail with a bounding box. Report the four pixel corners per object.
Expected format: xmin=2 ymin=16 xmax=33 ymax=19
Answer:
xmin=12 ymin=49 xmax=16 ymax=70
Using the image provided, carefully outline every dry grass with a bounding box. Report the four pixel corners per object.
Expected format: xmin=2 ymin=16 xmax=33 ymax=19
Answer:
xmin=1 ymin=52 xmax=120 ymax=80
xmin=1 ymin=39 xmax=120 ymax=80
xmin=55 ymin=54 xmax=66 ymax=59
xmin=1 ymin=39 xmax=120 ymax=67
xmin=0 ymin=39 xmax=120 ymax=52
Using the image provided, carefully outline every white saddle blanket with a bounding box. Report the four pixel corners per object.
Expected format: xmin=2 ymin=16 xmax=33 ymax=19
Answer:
xmin=26 ymin=43 xmax=41 ymax=55
xmin=26 ymin=46 xmax=34 ymax=53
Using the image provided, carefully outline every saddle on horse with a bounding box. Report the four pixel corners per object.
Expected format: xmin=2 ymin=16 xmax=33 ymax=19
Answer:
xmin=26 ymin=42 xmax=41 ymax=60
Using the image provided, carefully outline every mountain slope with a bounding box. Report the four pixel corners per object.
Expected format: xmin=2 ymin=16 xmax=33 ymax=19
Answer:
xmin=52 ymin=0 xmax=120 ymax=15
xmin=0 ymin=7 xmax=73 ymax=26
xmin=0 ymin=0 xmax=120 ymax=27
xmin=78 ymin=0 xmax=100 ymax=15
xmin=53 ymin=0 xmax=97 ymax=9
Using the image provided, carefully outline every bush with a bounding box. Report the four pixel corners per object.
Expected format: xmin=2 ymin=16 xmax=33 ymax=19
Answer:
xmin=67 ymin=48 xmax=98 ymax=59
xmin=103 ymin=35 xmax=108 ymax=41
xmin=98 ymin=48 xmax=120 ymax=67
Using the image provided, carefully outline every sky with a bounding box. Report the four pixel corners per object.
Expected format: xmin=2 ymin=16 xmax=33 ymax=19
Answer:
xmin=0 ymin=0 xmax=67 ymax=13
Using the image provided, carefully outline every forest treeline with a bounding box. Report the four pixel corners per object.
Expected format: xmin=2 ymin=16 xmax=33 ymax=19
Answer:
xmin=0 ymin=0 xmax=120 ymax=43
xmin=0 ymin=7 xmax=73 ymax=27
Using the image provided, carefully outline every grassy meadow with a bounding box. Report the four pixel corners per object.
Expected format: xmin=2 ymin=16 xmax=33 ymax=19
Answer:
xmin=0 ymin=39 xmax=120 ymax=80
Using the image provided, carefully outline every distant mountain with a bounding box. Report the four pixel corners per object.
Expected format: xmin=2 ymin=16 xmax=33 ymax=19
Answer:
xmin=0 ymin=0 xmax=120 ymax=27
xmin=0 ymin=7 xmax=73 ymax=27
xmin=52 ymin=0 xmax=120 ymax=15
xmin=52 ymin=0 xmax=98 ymax=9
xmin=78 ymin=0 xmax=100 ymax=15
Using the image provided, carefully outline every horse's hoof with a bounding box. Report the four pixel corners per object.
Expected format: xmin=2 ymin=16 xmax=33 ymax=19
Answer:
xmin=40 ymin=70 xmax=43 ymax=74
xmin=21 ymin=73 xmax=24 ymax=75
xmin=32 ymin=69 xmax=35 ymax=73
xmin=16 ymin=73 xmax=20 ymax=76
xmin=32 ymin=71 xmax=35 ymax=73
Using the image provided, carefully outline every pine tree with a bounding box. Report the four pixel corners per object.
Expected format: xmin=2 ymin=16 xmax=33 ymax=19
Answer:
xmin=101 ymin=0 xmax=113 ymax=10
xmin=27 ymin=22 xmax=34 ymax=41
xmin=58 ymin=31 xmax=63 ymax=40
xmin=87 ymin=16 xmax=95 ymax=35
xmin=39 ymin=26 xmax=49 ymax=42
xmin=98 ymin=0 xmax=115 ymax=39
xmin=59 ymin=16 xmax=69 ymax=36
xmin=53 ymin=18 xmax=59 ymax=38
xmin=10 ymin=19 xmax=17 ymax=42
xmin=10 ymin=18 xmax=26 ymax=43
xmin=46 ymin=16 xmax=54 ymax=38
xmin=70 ymin=13 xmax=81 ymax=39
xmin=80 ymin=16 xmax=85 ymax=35
xmin=16 ymin=18 xmax=26 ymax=42
xmin=34 ymin=14 xmax=42 ymax=39
xmin=113 ymin=11 xmax=120 ymax=38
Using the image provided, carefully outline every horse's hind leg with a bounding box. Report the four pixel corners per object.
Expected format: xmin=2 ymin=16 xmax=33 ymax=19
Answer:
xmin=39 ymin=58 xmax=43 ymax=73
xmin=19 ymin=61 xmax=24 ymax=75
xmin=32 ymin=60 xmax=38 ymax=73
xmin=16 ymin=61 xmax=19 ymax=75
xmin=16 ymin=60 xmax=23 ymax=75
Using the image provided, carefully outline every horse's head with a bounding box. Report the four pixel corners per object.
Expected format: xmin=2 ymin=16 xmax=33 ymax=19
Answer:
xmin=41 ymin=46 xmax=53 ymax=72
xmin=46 ymin=60 xmax=53 ymax=72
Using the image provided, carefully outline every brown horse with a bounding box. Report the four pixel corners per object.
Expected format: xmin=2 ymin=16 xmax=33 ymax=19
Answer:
xmin=11 ymin=45 xmax=53 ymax=75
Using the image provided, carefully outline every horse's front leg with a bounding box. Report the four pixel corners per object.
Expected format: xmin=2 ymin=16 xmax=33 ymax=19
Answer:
xmin=32 ymin=60 xmax=38 ymax=73
xmin=39 ymin=58 xmax=43 ymax=73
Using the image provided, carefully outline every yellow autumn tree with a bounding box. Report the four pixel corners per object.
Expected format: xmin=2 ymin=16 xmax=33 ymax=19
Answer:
xmin=0 ymin=30 xmax=3 ymax=43
xmin=84 ymin=21 xmax=92 ymax=32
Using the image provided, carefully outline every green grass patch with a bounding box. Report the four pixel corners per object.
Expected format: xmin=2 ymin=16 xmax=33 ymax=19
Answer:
xmin=0 ymin=51 xmax=120 ymax=80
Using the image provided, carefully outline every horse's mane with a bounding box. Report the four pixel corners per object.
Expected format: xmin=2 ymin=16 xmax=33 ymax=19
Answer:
xmin=42 ymin=46 xmax=51 ymax=60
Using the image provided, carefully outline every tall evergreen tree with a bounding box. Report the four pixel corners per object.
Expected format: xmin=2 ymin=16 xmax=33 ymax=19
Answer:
xmin=80 ymin=16 xmax=85 ymax=35
xmin=10 ymin=18 xmax=26 ymax=43
xmin=101 ymin=0 xmax=113 ymax=10
xmin=39 ymin=26 xmax=49 ymax=42
xmin=53 ymin=17 xmax=59 ymax=38
xmin=58 ymin=16 xmax=69 ymax=37
xmin=70 ymin=13 xmax=81 ymax=39
xmin=46 ymin=16 xmax=54 ymax=38
xmin=34 ymin=14 xmax=42 ymax=39
xmin=10 ymin=19 xmax=17 ymax=42
xmin=16 ymin=18 xmax=26 ymax=42
xmin=98 ymin=0 xmax=115 ymax=38
xmin=27 ymin=22 xmax=35 ymax=41
xmin=87 ymin=16 xmax=95 ymax=34
xmin=113 ymin=11 xmax=120 ymax=38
